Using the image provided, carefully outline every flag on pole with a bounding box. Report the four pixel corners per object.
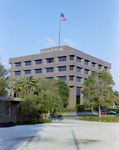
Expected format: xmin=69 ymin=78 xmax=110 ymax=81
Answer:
xmin=61 ymin=13 xmax=68 ymax=21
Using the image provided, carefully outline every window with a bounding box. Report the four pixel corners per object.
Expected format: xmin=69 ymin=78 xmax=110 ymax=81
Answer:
xmin=70 ymin=55 xmax=74 ymax=60
xmin=69 ymin=65 xmax=74 ymax=70
xmin=76 ymin=87 xmax=80 ymax=104
xmin=58 ymin=66 xmax=66 ymax=71
xmin=77 ymin=57 xmax=81 ymax=63
xmin=35 ymin=69 xmax=42 ymax=74
xmin=98 ymin=64 xmax=101 ymax=69
xmin=58 ymin=76 xmax=66 ymax=81
xmin=85 ymin=69 xmax=88 ymax=74
xmin=69 ymin=76 xmax=74 ymax=81
xmin=5 ymin=106 xmax=10 ymax=116
xmin=77 ymin=67 xmax=81 ymax=72
xmin=25 ymin=61 xmax=31 ymax=66
xmin=85 ymin=60 xmax=89 ymax=65
xmin=84 ymin=78 xmax=87 ymax=83
xmin=92 ymin=62 xmax=95 ymax=67
xmin=59 ymin=56 xmax=66 ymax=62
xmin=46 ymin=68 xmax=54 ymax=73
xmin=25 ymin=70 xmax=31 ymax=75
xmin=15 ymin=62 xmax=21 ymax=67
xmin=35 ymin=59 xmax=42 ymax=65
xmin=46 ymin=77 xmax=53 ymax=80
xmin=47 ymin=58 xmax=54 ymax=63
xmin=76 ymin=77 xmax=80 ymax=82
xmin=15 ymin=71 xmax=21 ymax=76
xmin=104 ymin=67 xmax=107 ymax=71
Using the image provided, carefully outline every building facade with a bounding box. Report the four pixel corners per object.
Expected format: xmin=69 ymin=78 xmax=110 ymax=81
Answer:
xmin=9 ymin=45 xmax=111 ymax=108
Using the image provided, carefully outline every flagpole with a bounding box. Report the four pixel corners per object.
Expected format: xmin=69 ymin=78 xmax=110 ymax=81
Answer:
xmin=59 ymin=11 xmax=61 ymax=46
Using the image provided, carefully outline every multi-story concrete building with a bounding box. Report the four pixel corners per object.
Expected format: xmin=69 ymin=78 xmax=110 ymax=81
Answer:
xmin=9 ymin=45 xmax=111 ymax=108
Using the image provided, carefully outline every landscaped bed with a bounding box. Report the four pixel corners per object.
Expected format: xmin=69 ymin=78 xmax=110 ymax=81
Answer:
xmin=79 ymin=116 xmax=119 ymax=122
xmin=50 ymin=114 xmax=67 ymax=118
xmin=0 ymin=119 xmax=52 ymax=128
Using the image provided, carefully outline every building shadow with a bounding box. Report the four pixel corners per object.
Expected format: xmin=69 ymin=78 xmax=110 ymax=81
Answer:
xmin=49 ymin=117 xmax=64 ymax=122
xmin=76 ymin=112 xmax=98 ymax=117
xmin=0 ymin=124 xmax=45 ymax=150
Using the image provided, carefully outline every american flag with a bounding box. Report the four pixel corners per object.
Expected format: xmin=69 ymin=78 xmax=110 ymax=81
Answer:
xmin=61 ymin=13 xmax=68 ymax=21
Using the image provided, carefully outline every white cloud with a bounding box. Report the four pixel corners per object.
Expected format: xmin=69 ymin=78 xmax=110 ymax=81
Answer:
xmin=44 ymin=38 xmax=57 ymax=46
xmin=63 ymin=39 xmax=77 ymax=47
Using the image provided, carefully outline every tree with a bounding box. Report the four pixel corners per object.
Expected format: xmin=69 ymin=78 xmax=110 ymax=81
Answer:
xmin=81 ymin=71 xmax=117 ymax=117
xmin=21 ymin=90 xmax=63 ymax=122
xmin=0 ymin=61 xmax=9 ymax=96
xmin=55 ymin=79 xmax=70 ymax=106
xmin=36 ymin=78 xmax=59 ymax=96
xmin=11 ymin=75 xmax=39 ymax=98
xmin=114 ymin=90 xmax=119 ymax=108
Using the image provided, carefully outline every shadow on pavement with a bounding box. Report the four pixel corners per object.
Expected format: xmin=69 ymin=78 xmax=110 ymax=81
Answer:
xmin=72 ymin=130 xmax=81 ymax=150
xmin=49 ymin=117 xmax=64 ymax=122
xmin=0 ymin=124 xmax=45 ymax=150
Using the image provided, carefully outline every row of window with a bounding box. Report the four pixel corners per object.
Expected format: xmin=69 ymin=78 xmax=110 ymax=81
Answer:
xmin=14 ymin=57 xmax=108 ymax=71
xmin=45 ymin=76 xmax=87 ymax=83
xmin=14 ymin=67 xmax=96 ymax=76
xmin=15 ymin=68 xmax=89 ymax=75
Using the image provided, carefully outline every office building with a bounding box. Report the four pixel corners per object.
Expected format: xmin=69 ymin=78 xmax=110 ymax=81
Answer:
xmin=9 ymin=45 xmax=111 ymax=108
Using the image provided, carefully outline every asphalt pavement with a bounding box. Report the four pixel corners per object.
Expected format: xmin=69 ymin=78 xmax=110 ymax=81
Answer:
xmin=0 ymin=113 xmax=119 ymax=150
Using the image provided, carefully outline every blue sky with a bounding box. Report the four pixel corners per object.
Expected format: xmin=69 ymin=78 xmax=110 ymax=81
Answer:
xmin=0 ymin=0 xmax=119 ymax=91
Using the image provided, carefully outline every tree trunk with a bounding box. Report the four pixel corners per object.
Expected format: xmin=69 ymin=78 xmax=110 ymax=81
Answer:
xmin=91 ymin=106 xmax=93 ymax=113
xmin=99 ymin=106 xmax=101 ymax=118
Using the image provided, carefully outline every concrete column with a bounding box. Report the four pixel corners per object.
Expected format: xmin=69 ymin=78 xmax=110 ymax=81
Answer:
xmin=80 ymin=88 xmax=84 ymax=104
xmin=67 ymin=86 xmax=76 ymax=108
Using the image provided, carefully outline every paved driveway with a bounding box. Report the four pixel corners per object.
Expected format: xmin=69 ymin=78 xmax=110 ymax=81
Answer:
xmin=0 ymin=116 xmax=119 ymax=150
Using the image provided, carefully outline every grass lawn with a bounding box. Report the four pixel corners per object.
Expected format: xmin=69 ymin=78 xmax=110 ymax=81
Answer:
xmin=79 ymin=116 xmax=119 ymax=122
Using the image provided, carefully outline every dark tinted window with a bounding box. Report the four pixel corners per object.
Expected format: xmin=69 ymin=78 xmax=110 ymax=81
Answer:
xmin=98 ymin=64 xmax=101 ymax=69
xmin=25 ymin=70 xmax=31 ymax=75
xmin=70 ymin=55 xmax=74 ymax=60
xmin=25 ymin=61 xmax=31 ymax=66
xmin=84 ymin=78 xmax=87 ymax=83
xmin=47 ymin=58 xmax=54 ymax=63
xmin=58 ymin=66 xmax=66 ymax=71
xmin=104 ymin=67 xmax=107 ymax=71
xmin=85 ymin=60 xmax=88 ymax=65
xmin=76 ymin=87 xmax=80 ymax=104
xmin=70 ymin=65 xmax=74 ymax=70
xmin=77 ymin=57 xmax=81 ymax=63
xmin=59 ymin=56 xmax=66 ymax=62
xmin=92 ymin=62 xmax=95 ymax=67
xmin=69 ymin=76 xmax=74 ymax=81
xmin=77 ymin=67 xmax=81 ymax=72
xmin=85 ymin=69 xmax=88 ymax=74
xmin=46 ymin=77 xmax=53 ymax=80
xmin=35 ymin=69 xmax=42 ymax=74
xmin=46 ymin=68 xmax=54 ymax=73
xmin=35 ymin=60 xmax=42 ymax=65
xmin=15 ymin=71 xmax=21 ymax=75
xmin=76 ymin=77 xmax=80 ymax=82
xmin=15 ymin=62 xmax=21 ymax=67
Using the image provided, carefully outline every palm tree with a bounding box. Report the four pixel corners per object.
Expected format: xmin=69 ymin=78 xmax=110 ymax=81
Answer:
xmin=11 ymin=75 xmax=39 ymax=98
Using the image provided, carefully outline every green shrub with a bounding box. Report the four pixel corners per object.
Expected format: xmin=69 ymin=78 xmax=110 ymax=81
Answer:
xmin=21 ymin=120 xmax=37 ymax=125
xmin=57 ymin=115 xmax=67 ymax=118
xmin=39 ymin=119 xmax=52 ymax=123
xmin=62 ymin=108 xmax=77 ymax=112
xmin=50 ymin=114 xmax=67 ymax=118
xmin=79 ymin=116 xmax=119 ymax=122
xmin=4 ymin=121 xmax=18 ymax=125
